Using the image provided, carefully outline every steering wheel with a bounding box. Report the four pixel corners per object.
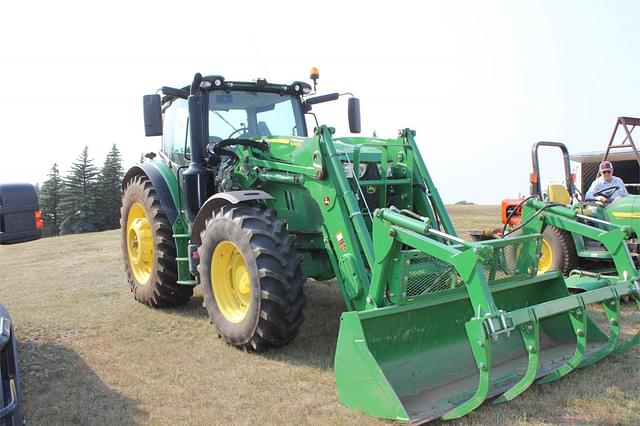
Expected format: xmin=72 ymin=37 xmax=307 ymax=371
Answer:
xmin=206 ymin=136 xmax=222 ymax=154
xmin=592 ymin=186 xmax=619 ymax=200
xmin=227 ymin=127 xmax=255 ymax=139
xmin=584 ymin=186 xmax=619 ymax=205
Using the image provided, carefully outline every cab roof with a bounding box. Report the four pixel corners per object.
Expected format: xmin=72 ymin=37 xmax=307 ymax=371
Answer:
xmin=160 ymin=75 xmax=311 ymax=104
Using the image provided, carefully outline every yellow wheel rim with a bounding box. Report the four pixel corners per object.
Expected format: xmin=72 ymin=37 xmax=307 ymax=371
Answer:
xmin=212 ymin=241 xmax=252 ymax=323
xmin=538 ymin=239 xmax=553 ymax=273
xmin=126 ymin=202 xmax=153 ymax=284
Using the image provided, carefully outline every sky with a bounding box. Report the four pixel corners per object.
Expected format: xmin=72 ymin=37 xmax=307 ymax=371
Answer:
xmin=1 ymin=0 xmax=639 ymax=204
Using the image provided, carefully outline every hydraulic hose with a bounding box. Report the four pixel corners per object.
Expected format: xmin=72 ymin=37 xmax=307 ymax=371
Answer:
xmin=502 ymin=198 xmax=565 ymax=237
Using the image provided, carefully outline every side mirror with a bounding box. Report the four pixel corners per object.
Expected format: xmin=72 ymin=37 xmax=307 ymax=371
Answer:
xmin=143 ymin=94 xmax=163 ymax=136
xmin=348 ymin=97 xmax=361 ymax=134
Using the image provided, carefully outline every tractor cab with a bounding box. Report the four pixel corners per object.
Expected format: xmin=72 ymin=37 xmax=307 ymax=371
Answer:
xmin=145 ymin=77 xmax=312 ymax=167
xmin=144 ymin=74 xmax=360 ymax=164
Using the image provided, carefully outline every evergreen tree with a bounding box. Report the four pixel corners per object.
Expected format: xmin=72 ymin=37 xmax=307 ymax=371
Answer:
xmin=60 ymin=147 xmax=100 ymax=234
xmin=97 ymin=144 xmax=124 ymax=230
xmin=39 ymin=163 xmax=64 ymax=236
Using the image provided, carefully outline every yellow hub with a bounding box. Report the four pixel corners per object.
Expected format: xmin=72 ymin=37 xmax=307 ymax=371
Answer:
xmin=212 ymin=241 xmax=252 ymax=323
xmin=126 ymin=202 xmax=153 ymax=284
xmin=538 ymin=238 xmax=553 ymax=273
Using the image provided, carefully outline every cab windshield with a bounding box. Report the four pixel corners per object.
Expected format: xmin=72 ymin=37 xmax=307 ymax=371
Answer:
xmin=208 ymin=90 xmax=307 ymax=140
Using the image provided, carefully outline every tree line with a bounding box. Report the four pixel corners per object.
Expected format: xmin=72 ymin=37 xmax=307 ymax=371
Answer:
xmin=39 ymin=144 xmax=124 ymax=236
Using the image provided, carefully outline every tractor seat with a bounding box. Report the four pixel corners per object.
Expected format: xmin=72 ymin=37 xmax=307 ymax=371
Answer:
xmin=547 ymin=184 xmax=570 ymax=204
xmin=578 ymin=207 xmax=593 ymax=216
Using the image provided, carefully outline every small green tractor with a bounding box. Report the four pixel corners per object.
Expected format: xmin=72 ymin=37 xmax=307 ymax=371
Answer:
xmin=499 ymin=118 xmax=640 ymax=290
xmin=122 ymin=72 xmax=640 ymax=423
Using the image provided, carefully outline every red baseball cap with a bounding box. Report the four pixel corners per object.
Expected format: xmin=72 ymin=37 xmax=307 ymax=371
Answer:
xmin=599 ymin=161 xmax=613 ymax=172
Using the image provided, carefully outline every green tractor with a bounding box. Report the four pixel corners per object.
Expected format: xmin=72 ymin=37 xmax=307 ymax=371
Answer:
xmin=500 ymin=119 xmax=640 ymax=289
xmin=122 ymin=72 xmax=640 ymax=423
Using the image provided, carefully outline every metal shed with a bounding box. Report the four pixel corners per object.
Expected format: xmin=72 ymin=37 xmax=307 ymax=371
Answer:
xmin=571 ymin=117 xmax=640 ymax=196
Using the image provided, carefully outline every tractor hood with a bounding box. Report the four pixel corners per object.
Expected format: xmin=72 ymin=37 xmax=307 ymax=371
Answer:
xmin=606 ymin=195 xmax=640 ymax=229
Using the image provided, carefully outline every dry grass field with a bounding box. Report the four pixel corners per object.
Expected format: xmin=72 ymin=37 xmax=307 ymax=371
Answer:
xmin=2 ymin=204 xmax=640 ymax=425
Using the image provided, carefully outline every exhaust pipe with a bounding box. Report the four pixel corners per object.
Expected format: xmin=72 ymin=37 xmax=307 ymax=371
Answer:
xmin=183 ymin=73 xmax=209 ymax=223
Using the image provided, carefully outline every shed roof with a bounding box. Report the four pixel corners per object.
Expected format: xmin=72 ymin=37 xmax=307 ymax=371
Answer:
xmin=570 ymin=148 xmax=640 ymax=164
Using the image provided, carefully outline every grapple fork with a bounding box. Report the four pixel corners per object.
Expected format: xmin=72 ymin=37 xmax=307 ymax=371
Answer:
xmin=335 ymin=207 xmax=640 ymax=423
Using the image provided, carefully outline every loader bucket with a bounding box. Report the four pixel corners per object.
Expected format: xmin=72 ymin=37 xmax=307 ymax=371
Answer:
xmin=335 ymin=224 xmax=639 ymax=423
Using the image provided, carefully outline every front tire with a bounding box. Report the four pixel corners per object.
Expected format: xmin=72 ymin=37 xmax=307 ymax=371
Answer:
xmin=121 ymin=175 xmax=193 ymax=307
xmin=506 ymin=226 xmax=578 ymax=276
xmin=539 ymin=226 xmax=578 ymax=275
xmin=198 ymin=204 xmax=306 ymax=352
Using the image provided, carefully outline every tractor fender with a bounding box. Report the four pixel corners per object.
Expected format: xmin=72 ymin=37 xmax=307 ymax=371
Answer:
xmin=123 ymin=163 xmax=178 ymax=224
xmin=190 ymin=190 xmax=274 ymax=244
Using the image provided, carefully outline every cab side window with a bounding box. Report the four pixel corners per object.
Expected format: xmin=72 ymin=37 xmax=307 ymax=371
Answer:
xmin=162 ymin=98 xmax=189 ymax=164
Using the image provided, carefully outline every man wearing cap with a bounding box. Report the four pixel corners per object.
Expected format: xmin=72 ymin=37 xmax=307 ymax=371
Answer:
xmin=585 ymin=161 xmax=628 ymax=203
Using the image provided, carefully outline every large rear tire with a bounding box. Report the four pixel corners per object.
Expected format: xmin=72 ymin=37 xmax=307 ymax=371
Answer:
xmin=121 ymin=175 xmax=193 ymax=307
xmin=198 ymin=204 xmax=306 ymax=352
